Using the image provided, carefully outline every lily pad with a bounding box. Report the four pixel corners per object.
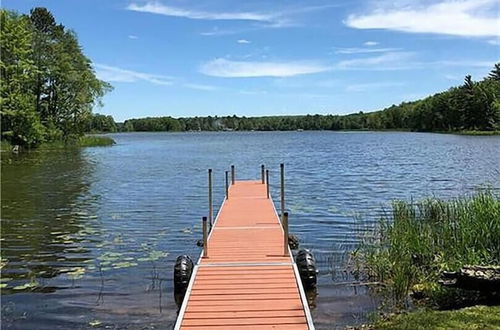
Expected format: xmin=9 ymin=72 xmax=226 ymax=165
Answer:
xmin=13 ymin=282 xmax=37 ymax=290
xmin=89 ymin=320 xmax=102 ymax=327
xmin=67 ymin=267 xmax=86 ymax=280
xmin=112 ymin=262 xmax=138 ymax=269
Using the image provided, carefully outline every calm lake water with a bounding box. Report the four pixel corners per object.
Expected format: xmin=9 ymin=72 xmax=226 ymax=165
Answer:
xmin=1 ymin=131 xmax=499 ymax=329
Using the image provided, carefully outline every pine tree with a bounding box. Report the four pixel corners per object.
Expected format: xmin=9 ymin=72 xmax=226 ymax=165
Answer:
xmin=488 ymin=63 xmax=500 ymax=81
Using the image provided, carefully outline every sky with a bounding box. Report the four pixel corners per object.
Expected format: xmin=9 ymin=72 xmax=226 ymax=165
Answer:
xmin=4 ymin=0 xmax=500 ymax=121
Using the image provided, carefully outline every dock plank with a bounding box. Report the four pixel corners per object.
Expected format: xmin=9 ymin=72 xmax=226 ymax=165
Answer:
xmin=176 ymin=180 xmax=313 ymax=329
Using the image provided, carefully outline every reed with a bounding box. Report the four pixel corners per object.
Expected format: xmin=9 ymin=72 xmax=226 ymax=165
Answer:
xmin=352 ymin=191 xmax=500 ymax=307
xmin=78 ymin=135 xmax=116 ymax=147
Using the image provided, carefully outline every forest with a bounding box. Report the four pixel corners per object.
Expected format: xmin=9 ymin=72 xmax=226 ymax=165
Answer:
xmin=0 ymin=8 xmax=111 ymax=147
xmin=122 ymin=65 xmax=500 ymax=133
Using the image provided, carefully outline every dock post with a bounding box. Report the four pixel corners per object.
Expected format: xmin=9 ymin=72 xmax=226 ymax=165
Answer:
xmin=231 ymin=165 xmax=235 ymax=185
xmin=266 ymin=170 xmax=270 ymax=199
xmin=202 ymin=216 xmax=208 ymax=258
xmin=280 ymin=163 xmax=285 ymax=223
xmin=261 ymin=164 xmax=265 ymax=184
xmin=208 ymin=169 xmax=213 ymax=228
xmin=225 ymin=171 xmax=229 ymax=199
xmin=283 ymin=212 xmax=289 ymax=255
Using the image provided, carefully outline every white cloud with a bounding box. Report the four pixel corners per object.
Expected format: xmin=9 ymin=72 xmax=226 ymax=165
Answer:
xmin=237 ymin=39 xmax=251 ymax=44
xmin=335 ymin=47 xmax=400 ymax=54
xmin=183 ymin=83 xmax=218 ymax=91
xmin=444 ymin=74 xmax=462 ymax=80
xmin=336 ymin=53 xmax=497 ymax=71
xmin=337 ymin=52 xmax=418 ymax=70
xmin=346 ymin=82 xmax=405 ymax=92
xmin=128 ymin=35 xmax=139 ymax=39
xmin=94 ymin=64 xmax=173 ymax=85
xmin=127 ymin=2 xmax=273 ymax=21
xmin=434 ymin=60 xmax=496 ymax=68
xmin=364 ymin=41 xmax=379 ymax=46
xmin=239 ymin=89 xmax=268 ymax=95
xmin=200 ymin=58 xmax=331 ymax=77
xmin=488 ymin=38 xmax=500 ymax=45
xmin=128 ymin=2 xmax=340 ymax=31
xmin=345 ymin=0 xmax=499 ymax=37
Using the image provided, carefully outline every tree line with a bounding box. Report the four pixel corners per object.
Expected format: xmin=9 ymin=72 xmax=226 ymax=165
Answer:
xmin=121 ymin=65 xmax=499 ymax=133
xmin=0 ymin=8 xmax=111 ymax=147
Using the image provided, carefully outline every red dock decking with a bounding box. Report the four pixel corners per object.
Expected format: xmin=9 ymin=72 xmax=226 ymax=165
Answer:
xmin=175 ymin=180 xmax=314 ymax=329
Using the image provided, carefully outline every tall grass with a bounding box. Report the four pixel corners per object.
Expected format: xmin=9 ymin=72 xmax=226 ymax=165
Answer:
xmin=78 ymin=135 xmax=115 ymax=147
xmin=36 ymin=135 xmax=115 ymax=149
xmin=1 ymin=140 xmax=12 ymax=152
xmin=352 ymin=191 xmax=500 ymax=308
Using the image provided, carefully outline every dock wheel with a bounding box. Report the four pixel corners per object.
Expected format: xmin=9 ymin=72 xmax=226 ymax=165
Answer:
xmin=295 ymin=249 xmax=318 ymax=290
xmin=174 ymin=255 xmax=194 ymax=308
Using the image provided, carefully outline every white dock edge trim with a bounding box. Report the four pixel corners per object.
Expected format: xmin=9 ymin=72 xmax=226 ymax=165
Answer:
xmin=173 ymin=264 xmax=199 ymax=330
xmin=199 ymin=262 xmax=293 ymax=267
xmin=174 ymin=190 xmax=228 ymax=329
xmin=271 ymin=194 xmax=316 ymax=330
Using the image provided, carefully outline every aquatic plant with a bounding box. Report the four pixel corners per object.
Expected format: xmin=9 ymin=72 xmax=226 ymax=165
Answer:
xmin=77 ymin=135 xmax=115 ymax=147
xmin=351 ymin=191 xmax=500 ymax=308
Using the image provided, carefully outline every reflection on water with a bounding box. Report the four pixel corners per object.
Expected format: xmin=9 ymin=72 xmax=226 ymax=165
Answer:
xmin=1 ymin=150 xmax=96 ymax=289
xmin=1 ymin=132 xmax=499 ymax=329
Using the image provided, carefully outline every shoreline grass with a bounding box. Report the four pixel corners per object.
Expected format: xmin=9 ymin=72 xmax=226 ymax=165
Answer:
xmin=1 ymin=140 xmax=12 ymax=152
xmin=1 ymin=136 xmax=115 ymax=152
xmin=454 ymin=130 xmax=500 ymax=136
xmin=38 ymin=136 xmax=115 ymax=149
xmin=351 ymin=191 xmax=500 ymax=309
xmin=78 ymin=135 xmax=116 ymax=147
xmin=372 ymin=305 xmax=500 ymax=329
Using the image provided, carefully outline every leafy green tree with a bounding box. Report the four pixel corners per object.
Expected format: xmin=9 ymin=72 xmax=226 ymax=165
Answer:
xmin=29 ymin=7 xmax=56 ymax=123
xmin=0 ymin=10 xmax=45 ymax=146
xmin=27 ymin=7 xmax=112 ymax=141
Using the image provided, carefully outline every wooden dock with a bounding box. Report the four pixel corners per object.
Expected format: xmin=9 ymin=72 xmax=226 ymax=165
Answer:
xmin=174 ymin=179 xmax=314 ymax=329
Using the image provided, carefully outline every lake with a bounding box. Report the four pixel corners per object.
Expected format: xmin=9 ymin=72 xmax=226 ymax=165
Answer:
xmin=1 ymin=131 xmax=499 ymax=329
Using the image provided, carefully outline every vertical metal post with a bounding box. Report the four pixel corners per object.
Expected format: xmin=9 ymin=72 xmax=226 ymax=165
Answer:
xmin=261 ymin=164 xmax=265 ymax=184
xmin=266 ymin=170 xmax=270 ymax=199
xmin=283 ymin=212 xmax=289 ymax=256
xmin=280 ymin=163 xmax=285 ymax=223
xmin=208 ymin=169 xmax=213 ymax=228
xmin=225 ymin=171 xmax=229 ymax=199
xmin=202 ymin=216 xmax=208 ymax=258
xmin=231 ymin=165 xmax=235 ymax=185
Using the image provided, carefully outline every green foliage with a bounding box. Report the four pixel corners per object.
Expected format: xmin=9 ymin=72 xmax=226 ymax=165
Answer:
xmin=87 ymin=113 xmax=117 ymax=133
xmin=373 ymin=305 xmax=500 ymax=330
xmin=0 ymin=7 xmax=112 ymax=147
xmin=123 ymin=116 xmax=183 ymax=132
xmin=352 ymin=191 xmax=500 ymax=307
xmin=0 ymin=10 xmax=45 ymax=147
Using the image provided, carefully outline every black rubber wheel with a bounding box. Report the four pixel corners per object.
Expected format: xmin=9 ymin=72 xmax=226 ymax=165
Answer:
xmin=295 ymin=249 xmax=318 ymax=290
xmin=174 ymin=255 xmax=194 ymax=307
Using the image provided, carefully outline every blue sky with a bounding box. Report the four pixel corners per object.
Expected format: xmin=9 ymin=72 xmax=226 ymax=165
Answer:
xmin=4 ymin=0 xmax=500 ymax=121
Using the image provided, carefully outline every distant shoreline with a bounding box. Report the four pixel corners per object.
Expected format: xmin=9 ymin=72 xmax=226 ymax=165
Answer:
xmin=108 ymin=129 xmax=500 ymax=135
